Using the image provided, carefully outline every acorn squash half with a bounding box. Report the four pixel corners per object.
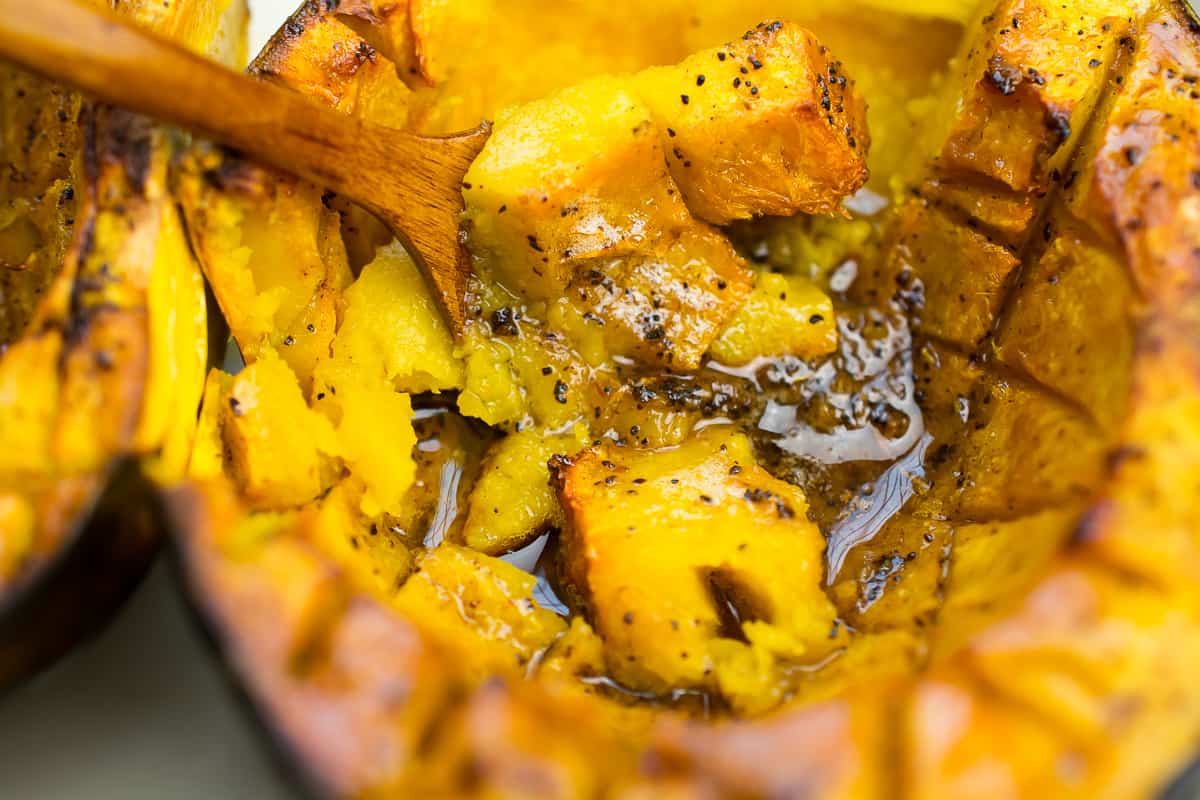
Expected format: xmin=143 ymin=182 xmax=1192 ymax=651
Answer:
xmin=166 ymin=0 xmax=1200 ymax=797
xmin=0 ymin=0 xmax=247 ymax=686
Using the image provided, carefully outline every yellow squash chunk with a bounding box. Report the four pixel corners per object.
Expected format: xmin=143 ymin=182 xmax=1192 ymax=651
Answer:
xmin=464 ymin=21 xmax=864 ymax=368
xmin=555 ymin=428 xmax=836 ymax=712
xmin=462 ymin=75 xmax=735 ymax=290
xmin=304 ymin=484 xmax=412 ymax=601
xmin=708 ymin=271 xmax=836 ymax=365
xmin=251 ymin=2 xmax=412 ymax=126
xmin=900 ymin=0 xmax=1129 ymax=247
xmin=635 ymin=21 xmax=868 ymax=225
xmin=332 ymin=384 xmax=416 ymax=519
xmin=332 ymin=242 xmax=462 ymax=394
xmin=462 ymin=425 xmax=588 ymax=555
xmin=220 ymin=351 xmax=335 ymax=509
xmin=391 ymin=544 xmax=566 ymax=678
xmin=117 ymin=0 xmax=248 ymax=66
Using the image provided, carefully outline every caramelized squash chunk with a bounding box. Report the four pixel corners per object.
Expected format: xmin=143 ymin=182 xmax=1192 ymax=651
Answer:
xmin=555 ymin=429 xmax=836 ymax=712
xmin=635 ymin=21 xmax=869 ymax=225
xmin=464 ymin=77 xmax=752 ymax=369
xmin=464 ymin=22 xmax=865 ymax=368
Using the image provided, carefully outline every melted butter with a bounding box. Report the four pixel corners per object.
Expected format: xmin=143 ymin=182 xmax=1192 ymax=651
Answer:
xmin=824 ymin=432 xmax=933 ymax=581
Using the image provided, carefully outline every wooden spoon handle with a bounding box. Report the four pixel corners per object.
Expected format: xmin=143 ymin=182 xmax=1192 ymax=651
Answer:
xmin=0 ymin=0 xmax=489 ymax=331
xmin=0 ymin=0 xmax=400 ymax=199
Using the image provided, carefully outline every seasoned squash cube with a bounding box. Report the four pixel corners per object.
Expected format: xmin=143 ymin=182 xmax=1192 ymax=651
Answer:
xmin=555 ymin=428 xmax=836 ymax=712
xmin=878 ymin=202 xmax=1020 ymax=349
xmin=708 ymin=271 xmax=836 ymax=365
xmin=563 ymin=227 xmax=754 ymax=368
xmin=635 ymin=21 xmax=869 ymax=224
xmin=464 ymin=77 xmax=755 ymax=369
xmin=953 ymin=375 xmax=1104 ymax=519
xmin=220 ymin=351 xmax=336 ymax=509
xmin=464 ymin=77 xmax=689 ymax=298
xmin=391 ymin=544 xmax=567 ymax=678
xmin=463 ymin=426 xmax=588 ymax=555
xmin=898 ymin=0 xmax=1127 ymax=252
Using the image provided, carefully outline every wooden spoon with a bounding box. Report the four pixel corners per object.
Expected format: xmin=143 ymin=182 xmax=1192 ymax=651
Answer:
xmin=0 ymin=0 xmax=490 ymax=332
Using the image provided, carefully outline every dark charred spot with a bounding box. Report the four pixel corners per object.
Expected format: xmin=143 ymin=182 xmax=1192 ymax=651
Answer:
xmin=984 ymin=55 xmax=1023 ymax=96
xmin=1045 ymin=110 xmax=1072 ymax=148
xmin=490 ymin=306 xmax=519 ymax=336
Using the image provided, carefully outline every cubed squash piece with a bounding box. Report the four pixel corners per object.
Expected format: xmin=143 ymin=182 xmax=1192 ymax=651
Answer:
xmin=708 ymin=271 xmax=836 ymax=365
xmin=464 ymin=75 xmax=752 ymax=369
xmin=879 ymin=201 xmax=1020 ymax=350
xmin=635 ymin=21 xmax=869 ymax=224
xmin=391 ymin=544 xmax=566 ymax=678
xmin=993 ymin=214 xmax=1133 ymax=431
xmin=563 ymin=226 xmax=754 ymax=368
xmin=220 ymin=350 xmax=336 ymax=509
xmin=930 ymin=0 xmax=1122 ymax=196
xmin=464 ymin=77 xmax=690 ymax=299
xmin=953 ymin=375 xmax=1105 ymax=519
xmin=554 ymin=428 xmax=836 ymax=712
xmin=463 ymin=426 xmax=588 ymax=555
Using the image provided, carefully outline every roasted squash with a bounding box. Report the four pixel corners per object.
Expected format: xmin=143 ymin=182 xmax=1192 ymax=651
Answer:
xmin=0 ymin=0 xmax=246 ymax=685
xmin=0 ymin=0 xmax=1189 ymax=795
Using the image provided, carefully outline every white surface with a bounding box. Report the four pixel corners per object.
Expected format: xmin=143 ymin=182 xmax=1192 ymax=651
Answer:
xmin=0 ymin=4 xmax=304 ymax=798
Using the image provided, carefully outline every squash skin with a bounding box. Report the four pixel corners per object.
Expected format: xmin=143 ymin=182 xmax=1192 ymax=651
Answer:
xmin=167 ymin=1 xmax=1200 ymax=798
xmin=0 ymin=462 xmax=162 ymax=688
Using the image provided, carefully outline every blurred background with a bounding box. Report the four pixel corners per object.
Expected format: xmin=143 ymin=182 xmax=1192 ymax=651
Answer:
xmin=0 ymin=5 xmax=303 ymax=797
